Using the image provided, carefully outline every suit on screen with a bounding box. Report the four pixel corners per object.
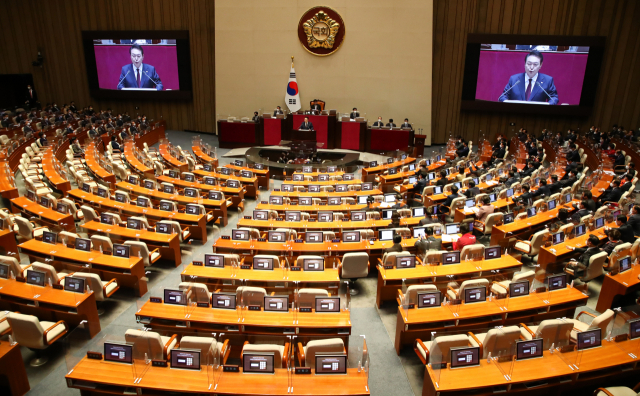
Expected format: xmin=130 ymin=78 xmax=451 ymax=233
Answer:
xmin=117 ymin=64 xmax=163 ymax=90
xmin=498 ymin=72 xmax=558 ymax=105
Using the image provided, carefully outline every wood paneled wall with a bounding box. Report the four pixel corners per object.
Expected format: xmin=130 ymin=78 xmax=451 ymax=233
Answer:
xmin=433 ymin=0 xmax=640 ymax=144
xmin=0 ymin=0 xmax=215 ymax=133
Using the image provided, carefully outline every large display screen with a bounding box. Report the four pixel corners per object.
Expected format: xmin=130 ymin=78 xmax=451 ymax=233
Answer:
xmin=82 ymin=31 xmax=192 ymax=100
xmin=461 ymin=34 xmax=606 ymax=116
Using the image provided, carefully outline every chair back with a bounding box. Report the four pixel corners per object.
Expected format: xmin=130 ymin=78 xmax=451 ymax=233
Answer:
xmin=529 ymin=229 xmax=550 ymax=256
xmin=456 ymin=279 xmax=489 ymax=298
xmin=123 ymin=241 xmax=151 ymax=266
xmin=382 ymin=251 xmax=411 ymax=267
xmin=236 ymin=286 xmax=268 ymax=307
xmin=304 ymin=338 xmax=344 ymax=369
xmin=179 ymin=336 xmax=217 ymax=358
xmin=242 ymin=344 xmax=285 ymax=368
xmin=405 ymin=284 xmax=438 ymax=305
xmin=533 ymin=319 xmax=574 ymax=349
xmin=589 ymin=309 xmax=615 ymax=334
xmin=178 ymin=282 xmax=211 ymax=302
xmin=70 ymin=273 xmax=104 ymax=300
xmin=13 ymin=217 xmax=35 ymax=240
xmin=341 ymin=252 xmax=369 ymax=279
xmin=428 ymin=334 xmax=470 ymax=363
xmin=0 ymin=255 xmax=23 ymax=279
xmin=80 ymin=205 xmax=99 ymax=222
xmin=582 ymin=251 xmax=608 ymax=281
xmin=90 ymin=235 xmax=113 ymax=253
xmin=124 ymin=329 xmax=166 ymax=361
xmin=460 ymin=244 xmax=485 ymax=260
xmin=7 ymin=313 xmax=47 ymax=349
xmin=297 ymin=288 xmax=329 ymax=308
xmin=478 ymin=326 xmax=521 ymax=358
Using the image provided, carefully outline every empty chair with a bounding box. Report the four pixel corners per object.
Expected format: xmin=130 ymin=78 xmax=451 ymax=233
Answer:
xmin=567 ymin=309 xmax=614 ymax=341
xmin=297 ymin=288 xmax=330 ymax=307
xmin=60 ymin=198 xmax=84 ymax=220
xmin=239 ymin=227 xmax=261 ymax=239
xmin=90 ymin=235 xmax=113 ymax=253
xmin=520 ymin=319 xmax=574 ymax=349
xmin=124 ymin=329 xmax=177 ymax=361
xmin=355 ymin=229 xmax=374 ymax=239
xmin=236 ymin=286 xmax=268 ymax=307
xmin=514 ymin=229 xmax=549 ymax=260
xmin=490 ymin=270 xmax=535 ymax=296
xmin=446 ymin=279 xmax=489 ymax=300
xmin=460 ymin=244 xmax=484 ymax=260
xmin=379 ymin=251 xmax=411 ymax=268
xmin=333 ymin=212 xmax=344 ymax=221
xmin=62 ymin=273 xmax=119 ymax=314
xmin=178 ymin=282 xmax=212 ymax=302
xmin=123 ymin=241 xmax=161 ymax=266
xmin=468 ymin=326 xmax=522 ymax=358
xmin=180 ymin=336 xmax=230 ymax=364
xmin=392 ymin=227 xmax=411 ymax=238
xmin=6 ymin=312 xmax=68 ymax=366
xmin=0 ymin=255 xmax=32 ymax=279
xmin=80 ymin=205 xmax=99 ymax=223
xmin=157 ymin=220 xmax=190 ymax=242
xmin=296 ymin=255 xmax=323 ymax=268
xmin=322 ymin=231 xmax=336 ymax=241
xmin=28 ymin=262 xmax=72 ymax=284
xmin=13 ymin=217 xmax=50 ymax=242
xmin=414 ymin=334 xmax=470 ymax=365
xmin=136 ymin=196 xmax=152 ymax=208
xmin=594 ymin=386 xmax=640 ymax=396
xmin=366 ymin=211 xmax=380 ymax=220
xmin=296 ymin=338 xmax=345 ymax=369
xmin=339 ymin=252 xmax=370 ymax=295
xmin=242 ymin=341 xmax=290 ymax=368
xmin=275 ymin=228 xmax=297 ymax=240
xmin=253 ymin=254 xmax=281 ymax=269
xmin=401 ymin=284 xmax=438 ymax=306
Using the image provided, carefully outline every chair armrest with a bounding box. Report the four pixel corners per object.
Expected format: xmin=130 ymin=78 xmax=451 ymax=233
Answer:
xmin=520 ymin=323 xmax=535 ymax=337
xmin=43 ymin=320 xmax=68 ymax=346
xmin=414 ymin=339 xmax=429 ymax=365
xmin=283 ymin=342 xmax=291 ymax=369
xmin=416 ymin=256 xmax=424 ymax=266
xmin=468 ymin=332 xmax=483 ymax=357
xmin=296 ymin=342 xmax=305 ymax=366
xmin=149 ymin=248 xmax=161 ymax=263
xmin=163 ymin=334 xmax=178 ymax=359
xmin=576 ymin=310 xmax=598 ymax=323
xmin=593 ymin=389 xmax=615 ymax=396
xmin=103 ymin=278 xmax=119 ymax=298
xmin=220 ymin=339 xmax=230 ymax=364
xmin=377 ymin=258 xmax=384 ymax=268
xmin=446 ymin=285 xmax=458 ymax=297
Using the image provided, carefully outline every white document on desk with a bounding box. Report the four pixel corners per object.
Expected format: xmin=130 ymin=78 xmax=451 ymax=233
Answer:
xmin=441 ymin=235 xmax=459 ymax=243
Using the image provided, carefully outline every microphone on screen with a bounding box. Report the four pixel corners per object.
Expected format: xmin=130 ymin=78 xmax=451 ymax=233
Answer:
xmin=117 ymin=70 xmax=130 ymax=87
xmin=536 ymin=81 xmax=554 ymax=100
xmin=501 ymin=80 xmax=520 ymax=98
xmin=143 ymin=71 xmax=160 ymax=86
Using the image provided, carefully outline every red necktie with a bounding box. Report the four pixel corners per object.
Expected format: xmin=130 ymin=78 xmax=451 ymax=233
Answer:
xmin=525 ymin=78 xmax=532 ymax=100
xmin=136 ymin=69 xmax=141 ymax=88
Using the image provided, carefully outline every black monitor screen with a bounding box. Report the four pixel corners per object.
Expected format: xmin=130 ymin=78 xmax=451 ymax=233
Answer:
xmin=113 ymin=244 xmax=130 ymax=258
xmin=305 ymin=232 xmax=323 ymax=243
xmin=577 ymin=329 xmax=602 ymax=350
xmin=527 ymin=208 xmax=537 ymax=217
xmin=318 ymin=212 xmax=333 ymax=222
xmin=127 ymin=218 xmax=142 ymax=230
xmin=241 ymin=170 xmax=253 ymax=179
xmin=328 ymin=197 xmax=341 ymax=205
xmin=204 ymin=254 xmax=224 ymax=268
xmin=548 ymin=200 xmax=557 ymax=210
xmin=253 ymin=210 xmax=268 ymax=220
xmin=128 ymin=175 xmax=138 ymax=185
xmin=268 ymin=231 xmax=286 ymax=242
xmin=75 ymin=238 xmax=92 ymax=252
xmin=254 ymin=163 xmax=264 ymax=170
xmin=351 ymin=211 xmax=365 ymax=221
xmin=292 ymin=174 xmax=303 ymax=181
xmin=619 ymin=256 xmax=632 ymax=273
xmin=381 ymin=209 xmax=394 ymax=220
xmin=442 ymin=251 xmax=461 ymax=265
xmin=302 ymin=166 xmax=313 ymax=173
xmin=574 ymin=224 xmax=586 ymax=237
xmin=42 ymin=231 xmax=57 ymax=244
xmin=503 ymin=213 xmax=514 ymax=224
xmin=315 ymin=297 xmax=340 ymax=312
xmin=185 ymin=188 xmax=198 ymax=198
xmin=516 ymin=339 xmax=543 ymax=360
xmin=136 ymin=197 xmax=148 ymax=207
xmin=56 ymin=202 xmax=69 ymax=215
xmin=232 ymin=229 xmax=249 ymax=240
xmin=0 ymin=263 xmax=8 ymax=279
xmin=343 ymin=173 xmax=354 ymax=180
xmin=308 ymin=185 xmax=320 ymax=192
xmin=396 ymin=256 xmax=416 ymax=269
xmin=509 ymin=281 xmax=530 ymax=297
xmin=551 ymin=232 xmax=565 ymax=245
xmin=157 ymin=223 xmax=171 ymax=234
xmin=170 ymin=349 xmax=200 ymax=370
xmin=144 ymin=180 xmax=155 ymax=189
xmin=299 ymin=197 xmax=312 ymax=205
xmin=26 ymin=270 xmax=45 ymax=286
xmin=186 ymin=204 xmax=199 ymax=215
xmin=101 ymin=213 xmax=115 ymax=225
xmin=159 ymin=201 xmax=173 ymax=211
xmin=417 ymin=291 xmax=441 ymax=308
xmin=630 ymin=319 xmax=640 ymax=340
xmin=164 ymin=289 xmax=187 ymax=305
xmin=115 ymin=192 xmax=127 ymax=203
xmin=594 ymin=217 xmax=605 ymax=229
xmin=281 ymin=184 xmax=294 ymax=192
xmin=163 ymin=184 xmax=175 ymax=194
xmin=234 ymin=160 xmax=244 ymax=167
xmin=548 ymin=274 xmax=567 ymax=291
xmin=318 ymin=175 xmax=328 ymax=181
xmin=342 ymin=231 xmax=360 ymax=242
xmin=362 ymin=182 xmax=373 ymax=191
xmin=253 ymin=257 xmax=274 ymax=270
xmin=315 ymin=355 xmax=347 ymax=374
xmin=303 ymin=258 xmax=324 ymax=271
xmin=450 ymin=347 xmax=480 ymax=368
xmin=484 ymin=246 xmax=501 ymax=260
xmin=243 ymin=353 xmax=275 ymax=374
xmin=104 ymin=343 xmax=133 ymax=364
xmin=379 ymin=229 xmax=394 ymax=241
xmin=203 ymin=176 xmax=216 ymax=186
xmin=211 ymin=293 xmax=236 ymax=309
xmin=209 ymin=191 xmax=222 ymax=200
xmin=464 ymin=287 xmax=486 ymax=304
xmin=64 ymin=277 xmax=86 ymax=293
xmin=82 ymin=183 xmax=92 ymax=193
xmin=285 ymin=211 xmax=301 ymax=222
xmin=264 ymin=296 xmax=289 ymax=312
xmin=184 ymin=174 xmax=195 ymax=182
xmin=96 ymin=188 xmax=109 ymax=199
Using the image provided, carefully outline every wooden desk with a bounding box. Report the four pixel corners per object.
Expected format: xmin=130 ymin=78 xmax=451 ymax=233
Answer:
xmin=421 ymin=338 xmax=640 ymax=396
xmin=156 ymin=175 xmax=245 ymax=208
xmin=225 ymin=164 xmax=269 ymax=189
xmin=376 ymin=256 xmax=522 ymax=308
xmin=361 ymin=157 xmax=417 ymax=178
xmin=80 ymin=220 xmax=182 ymax=265
xmin=67 ymin=189 xmax=208 ymax=242
xmin=292 ymin=170 xmax=345 ymax=177
xmin=218 ymin=119 xmax=262 ymax=148
xmin=255 ymin=202 xmax=368 ymax=214
xmin=0 ymin=341 xmax=30 ymax=396
xmin=41 ymin=145 xmax=71 ymax=194
xmin=282 ymin=179 xmax=364 ymax=187
xmin=84 ymin=141 xmax=117 ymax=186
xmin=67 ymin=358 xmax=369 ymax=396
xmin=193 ymin=169 xmax=259 ymax=198
xmin=0 ymin=229 xmax=19 ymax=257
xmin=123 ymin=141 xmax=155 ymax=179
xmin=395 ymin=286 xmax=588 ymax=354
xmin=116 ymin=181 xmax=229 ymax=226
xmin=19 ymin=238 xmax=147 ymax=296
xmin=0 ymin=161 xmax=18 ymax=199
xmin=490 ymin=204 xmax=575 ymax=246
xmin=10 ymin=196 xmax=76 ymax=232
xmin=270 ymin=189 xmax=383 ymax=199
xmin=367 ymin=127 xmax=414 ymax=153
xmin=159 ymin=142 xmax=189 ymax=172
xmin=237 ymin=218 xmax=391 ymax=232
xmin=191 ymin=145 xmax=219 ymax=168
xmin=0 ymin=277 xmax=101 ymax=338
xmin=596 ymin=264 xmax=640 ymax=312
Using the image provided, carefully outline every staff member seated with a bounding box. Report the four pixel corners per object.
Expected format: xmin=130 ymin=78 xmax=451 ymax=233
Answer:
xmin=453 ymin=223 xmax=476 ymax=250
xmin=372 ymin=116 xmax=384 ymax=127
xmin=456 ymin=142 xmax=469 ymax=158
xmin=400 ymin=118 xmax=412 ymax=129
xmin=110 ymin=136 xmax=121 ymax=153
xmin=349 ymin=108 xmax=360 ymax=119
xmin=384 ymin=235 xmax=403 ymax=253
xmin=299 ymin=117 xmax=314 ymax=131
xmin=273 ymin=106 xmax=284 ymax=116
xmin=386 ymin=119 xmax=396 ymax=128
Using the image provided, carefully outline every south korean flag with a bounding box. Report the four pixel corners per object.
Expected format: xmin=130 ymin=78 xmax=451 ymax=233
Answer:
xmin=285 ymin=62 xmax=301 ymax=112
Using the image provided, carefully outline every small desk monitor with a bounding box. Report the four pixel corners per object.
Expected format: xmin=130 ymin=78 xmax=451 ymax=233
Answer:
xmin=144 ymin=180 xmax=155 ymax=189
xmin=136 ymin=197 xmax=149 ymax=207
xmin=445 ymin=223 xmax=460 ymax=235
xmin=241 ymin=170 xmax=252 ymax=178
xmin=114 ymin=192 xmax=127 ymax=203
xmin=308 ymin=185 xmax=320 ymax=192
xmin=409 ymin=164 xmax=416 ymax=171
xmin=417 ymin=291 xmax=441 ymax=308
xmin=184 ymin=188 xmax=199 ymax=198
xmin=127 ymin=218 xmax=142 ymax=230
xmin=387 ymin=158 xmax=394 ymax=164
xmin=171 ymin=349 xmax=200 ymax=370
xmin=315 ymin=355 xmax=347 ymax=374
xmin=285 ymin=211 xmax=301 ymax=221
xmin=168 ymin=170 xmax=179 ymax=178
xmin=264 ymin=296 xmax=288 ymax=312
xmin=0 ymin=263 xmax=8 ymax=279
xmin=104 ymin=343 xmax=133 ymax=364
xmin=573 ymin=224 xmax=586 ymax=237
xmin=184 ymin=174 xmax=195 ymax=182
xmin=484 ymin=246 xmax=501 ymax=260
xmin=369 ymin=161 xmax=378 ymax=168
xmin=209 ymin=191 xmax=224 ymax=201
xmin=100 ymin=212 xmax=115 ymax=225
xmin=361 ymin=182 xmax=373 ymax=191
xmin=509 ymin=281 xmax=530 ymax=297
xmin=204 ymin=254 xmax=225 ymax=268
xmin=453 ymin=182 xmax=461 ymax=189
xmin=156 ymin=223 xmax=171 ymax=234
xmin=465 ymin=199 xmax=475 ymax=208
xmin=232 ymin=229 xmax=250 ymax=241
xmin=113 ymin=244 xmax=130 ymax=258
xmin=351 ymin=211 xmax=365 ymax=221
xmin=506 ymin=188 xmax=514 ymax=198
xmin=299 ymin=197 xmax=312 ymax=205
xmin=302 ymin=166 xmax=313 ymax=173
xmin=551 ymin=232 xmax=565 ymax=245
xmin=318 ymin=175 xmax=328 ymax=182
xmin=328 ymin=197 xmax=341 ymax=205
xmin=269 ymin=196 xmax=283 ymax=205
xmin=316 ymin=297 xmax=340 ymax=312
xmin=629 ymin=319 xmax=640 ymax=339
xmin=303 ymin=258 xmax=324 ymax=271
xmin=305 ymin=232 xmax=323 ymax=243
xmin=254 ymin=163 xmax=264 ymax=170
xmin=56 ymin=202 xmax=69 ymax=215
xmin=450 ymin=347 xmax=480 ymax=369
xmin=26 ymin=190 xmax=37 ymax=201
xmin=318 ymin=211 xmax=333 ymax=222
xmin=516 ymin=339 xmax=543 ymax=360
xmin=384 ymin=194 xmax=396 ymax=203
xmin=464 ymin=287 xmax=486 ymax=304
xmin=357 ymin=195 xmax=369 ymax=204
xmin=127 ymin=175 xmax=139 ymax=185
xmin=292 ymin=174 xmax=303 ymax=181
xmin=26 ymin=270 xmax=45 ymax=287
xmin=185 ymin=204 xmax=199 ymax=215
xmin=267 ymin=231 xmax=286 ymax=242
xmin=381 ymin=209 xmax=393 ymax=220
xmin=527 ymin=207 xmax=537 ymax=217
xmin=335 ymin=184 xmax=347 ymax=192
xmin=342 ymin=231 xmax=360 ymax=242
xmin=388 ymin=168 xmax=397 ymax=175
xmin=489 ymin=193 xmax=497 ymax=203
xmin=442 ymin=251 xmax=461 ymax=265
xmin=413 ymin=227 xmax=426 ymax=238
xmin=75 ymin=238 xmax=91 ymax=252
xmin=343 ymin=173 xmax=354 ymax=181
xmin=327 ymin=166 xmax=337 ymax=172
xmin=204 ymin=177 xmax=216 ymax=186
xmin=565 ymin=193 xmax=572 ymax=203
xmin=594 ymin=217 xmax=605 ymax=229
xmin=503 ymin=213 xmax=514 ymax=224
xmin=253 ymin=210 xmax=268 ymax=220
xmin=234 ymin=160 xmax=244 ymax=167
xmin=618 ymin=256 xmax=632 ymax=273
xmin=547 ymin=274 xmax=567 ymax=291
xmin=163 ymin=184 xmax=175 ymax=194
xmin=243 ymin=353 xmax=275 ymax=374
xmin=42 ymin=231 xmax=57 ymax=244
xmin=577 ymin=328 xmax=602 ymax=350
xmin=39 ymin=195 xmax=51 ymax=208
xmin=164 ymin=289 xmax=187 ymax=305
xmin=64 ymin=277 xmax=85 ymax=293
xmin=547 ymin=200 xmax=557 ymax=210
xmin=81 ymin=183 xmax=92 ymax=193
xmin=227 ymin=180 xmax=240 ymax=189
xmin=396 ymin=256 xmax=416 ymax=269
xmin=211 ymin=293 xmax=236 ymax=309
xmin=378 ymin=229 xmax=394 ymax=241
xmin=412 ymin=207 xmax=425 ymax=217
xmin=253 ymin=257 xmax=274 ymax=270
xmin=427 ymin=172 xmax=436 ymax=181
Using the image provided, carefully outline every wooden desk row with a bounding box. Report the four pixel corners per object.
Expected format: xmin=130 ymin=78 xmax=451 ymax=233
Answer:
xmin=156 ymin=175 xmax=246 ymax=207
xmin=158 ymin=142 xmax=189 ymax=172
xmin=191 ymin=144 xmax=219 ymax=168
xmin=270 ymin=189 xmax=383 ymax=199
xmin=84 ymin=140 xmax=117 ymax=186
xmin=237 ymin=218 xmax=392 ymax=232
xmin=193 ymin=169 xmax=259 ymax=198
xmin=123 ymin=140 xmax=155 ymax=179
xmin=0 ymin=341 xmax=30 ymax=396
xmin=41 ymin=144 xmax=71 ymax=194
xmin=361 ymin=157 xmax=417 ymax=177
xmin=224 ymin=163 xmax=269 ymax=189
xmin=11 ymin=196 xmax=76 ymax=232
xmin=255 ymin=202 xmax=369 ymax=214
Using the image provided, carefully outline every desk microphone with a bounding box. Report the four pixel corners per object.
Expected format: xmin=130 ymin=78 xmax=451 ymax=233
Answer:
xmin=501 ymin=80 xmax=520 ymax=98
xmin=117 ymin=71 xmax=130 ymax=86
xmin=536 ymin=81 xmax=554 ymax=101
xmin=143 ymin=71 xmax=160 ymax=86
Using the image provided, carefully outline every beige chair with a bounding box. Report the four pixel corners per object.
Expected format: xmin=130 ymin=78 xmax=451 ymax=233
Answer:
xmin=490 ymin=270 xmax=535 ymax=296
xmin=366 ymin=211 xmax=380 ymax=220
xmin=414 ymin=334 xmax=469 ymax=365
xmin=180 ymin=336 xmax=230 ymax=365
xmin=158 ymin=220 xmax=191 ymax=242
xmin=468 ymin=326 xmax=522 ymax=358
xmin=221 ymin=253 xmax=241 ymax=266
xmin=275 ymin=228 xmax=297 ymax=240
xmin=379 ymin=251 xmax=411 ymax=268
xmin=460 ymin=244 xmax=484 ymax=260
xmin=474 ymin=212 xmax=502 ymax=238
xmin=594 ymin=386 xmax=640 ymax=396
xmin=239 ymin=227 xmax=261 ymax=240
xmin=339 ymin=252 xmax=370 ymax=295
xmin=124 ymin=329 xmax=177 ymax=361
xmin=60 ymin=198 xmax=84 ymax=221
xmin=392 ymin=227 xmax=411 ymax=238
xmin=567 ymin=309 xmax=614 ymax=341
xmin=565 ymin=251 xmax=607 ymax=282
xmin=520 ymin=319 xmax=574 ymax=349
xmin=235 ymin=286 xmax=268 ymax=307
xmin=28 ymin=262 xmax=72 ymax=284
xmin=123 ymin=241 xmax=161 ymax=266
xmin=13 ymin=217 xmax=50 ymax=242
xmin=297 ymin=288 xmax=330 ymax=308
xmin=297 ymin=338 xmax=345 ymax=369
xmin=514 ymin=229 xmax=549 ymax=260
xmin=296 ymin=255 xmax=323 ymax=268
xmin=355 ymin=229 xmax=374 ymax=240
xmin=252 ymin=254 xmax=281 ymax=269
xmin=90 ymin=235 xmax=113 ymax=253
xmin=607 ymin=243 xmax=632 ymax=271
xmin=61 ymin=273 xmax=118 ymax=315
xmin=178 ymin=282 xmax=212 ymax=302
xmin=446 ymin=279 xmax=489 ymax=300
xmin=402 ymin=284 xmax=438 ymax=306
xmin=80 ymin=205 xmax=99 ymax=222
xmin=630 ymin=238 xmax=640 ymax=262
xmin=0 ymin=255 xmax=31 ymax=279
xmin=6 ymin=312 xmax=68 ymax=366
xmin=242 ymin=342 xmax=290 ymax=368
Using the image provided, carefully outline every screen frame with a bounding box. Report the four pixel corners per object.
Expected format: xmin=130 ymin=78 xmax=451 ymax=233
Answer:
xmin=104 ymin=342 xmax=133 ymax=364
xmin=516 ymin=338 xmax=544 ymax=360
xmin=170 ymin=348 xmax=201 ymax=371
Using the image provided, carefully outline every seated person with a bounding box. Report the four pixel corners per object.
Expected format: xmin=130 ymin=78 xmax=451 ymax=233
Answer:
xmin=464 ymin=180 xmax=479 ymax=198
xmin=453 ymin=223 xmax=476 ymax=250
xmin=505 ymin=171 xmax=519 ymax=188
xmin=384 ymin=235 xmax=403 ymax=253
xmin=435 ymin=170 xmax=448 ymax=187
xmin=565 ymin=235 xmax=601 ymax=278
xmin=559 ymin=170 xmax=577 ymax=188
xmin=372 ymin=116 xmax=384 ymax=127
xmin=614 ymin=150 xmax=626 ymax=167
xmin=37 ymin=132 xmax=48 ymax=147
xmin=598 ymin=179 xmax=622 ymax=205
xmin=601 ymin=229 xmax=622 ymax=255
xmin=400 ymin=118 xmax=412 ymax=129
xmin=110 ymin=136 xmax=121 ymax=152
xmin=474 ymin=196 xmax=494 ymax=223
xmin=419 ymin=212 xmax=437 ymax=226
xmin=414 ymin=227 xmax=442 ymax=254
xmin=533 ymin=179 xmax=550 ymax=198
xmin=70 ymin=137 xmax=83 ymax=156
xmin=456 ymin=142 xmax=469 ymax=158
xmin=273 ymin=106 xmax=284 ymax=116
xmin=252 ymin=111 xmax=260 ymax=122
xmin=386 ymin=119 xmax=396 ymax=128
xmin=413 ymin=173 xmax=427 ymax=194
xmin=442 ymin=186 xmax=462 ymax=209
xmin=349 ymin=108 xmax=359 ymax=119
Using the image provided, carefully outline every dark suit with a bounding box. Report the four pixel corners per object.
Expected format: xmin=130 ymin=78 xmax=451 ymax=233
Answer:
xmin=400 ymin=122 xmax=412 ymax=129
xmin=464 ymin=187 xmax=480 ymax=198
xmin=25 ymin=88 xmax=38 ymax=108
xmin=414 ymin=178 xmax=427 ymax=193
xmin=273 ymin=109 xmax=284 ymax=116
xmin=534 ymin=185 xmax=550 ymax=197
xmin=349 ymin=112 xmax=360 ymax=119
xmin=419 ymin=217 xmax=437 ymax=226
xmin=600 ymin=187 xmax=622 ymax=204
xmin=549 ymin=182 xmax=562 ymax=194
xmin=627 ymin=214 xmax=640 ymax=236
xmin=614 ymin=154 xmax=626 ymax=167
xmin=384 ymin=243 xmax=403 ymax=254
xmin=493 ymin=148 xmax=506 ymax=161
xmin=584 ymin=199 xmax=596 ymax=213
xmin=117 ymin=64 xmax=163 ymax=90
xmin=443 ymin=193 xmax=462 ymax=209
xmin=618 ymin=223 xmax=636 ymax=244
xmin=456 ymin=146 xmax=469 ymax=158
xmin=414 ymin=236 xmax=442 ymax=253
xmin=498 ymin=73 xmax=559 ymax=105
xmin=621 ymin=182 xmax=633 ymax=193
xmin=568 ymin=246 xmax=602 ymax=277
xmin=299 ymin=122 xmax=314 ymax=130
xmin=252 ymin=115 xmax=260 ymax=122
xmin=386 ymin=123 xmax=396 ymax=128
xmin=311 ymin=104 xmax=321 ymax=112
xmin=372 ymin=121 xmax=384 ymax=127
xmin=559 ymin=177 xmax=577 ymax=188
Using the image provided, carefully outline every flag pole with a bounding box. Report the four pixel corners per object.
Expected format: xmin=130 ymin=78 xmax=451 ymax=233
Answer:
xmin=291 ymin=56 xmax=294 ymax=67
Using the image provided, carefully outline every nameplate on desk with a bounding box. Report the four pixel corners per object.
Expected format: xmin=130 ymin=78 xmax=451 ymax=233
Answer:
xmin=192 ymin=261 xmax=203 ymax=266
xmin=331 ymin=239 xmax=340 ymax=243
xmin=52 ymin=284 xmax=63 ymax=290
xmin=384 ymin=265 xmax=394 ymax=270
xmin=196 ymin=302 xmax=210 ymax=308
xmin=87 ymin=351 xmax=103 ymax=360
xmin=248 ymin=305 xmax=261 ymax=311
xmin=16 ymin=277 xmax=25 ymax=283
xmin=290 ymin=267 xmax=301 ymax=271
xmin=496 ymin=355 xmax=513 ymax=363
xmin=276 ymin=218 xmax=284 ymax=221
xmin=150 ymin=297 xmax=162 ymax=303
xmin=558 ymin=345 xmax=574 ymax=353
xmin=241 ymin=265 xmax=251 ymax=270
xmin=341 ymin=218 xmax=349 ymax=221
xmin=295 ymin=367 xmax=312 ymax=374
xmin=370 ymin=238 xmax=377 ymax=242
xmin=534 ymin=286 xmax=547 ymax=293
xmin=299 ymin=307 xmax=312 ymax=312
xmin=261 ymin=201 xmax=268 ymax=204
xmin=431 ymin=362 xmax=447 ymax=370
xmin=221 ymin=235 xmax=230 ymax=240
xmin=319 ymin=202 xmax=327 ymax=205
xmin=290 ymin=202 xmax=297 ymax=205
xmin=308 ymin=218 xmax=316 ymax=222
xmin=257 ymin=238 xmax=266 ymax=242
xmin=294 ymin=239 xmax=303 ymax=243
xmin=274 ymin=189 xmax=281 ymax=192
xmin=450 ymin=299 xmax=462 ymax=305
xmin=223 ymin=365 xmax=240 ymax=372
xmin=243 ymin=216 xmax=252 ymax=219
xmin=615 ymin=334 xmax=629 ymax=342
xmin=152 ymin=360 xmax=168 ymax=367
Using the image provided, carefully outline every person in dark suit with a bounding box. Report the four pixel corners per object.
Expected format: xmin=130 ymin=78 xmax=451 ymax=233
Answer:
xmin=435 ymin=170 xmax=448 ymax=187
xmin=419 ymin=212 xmax=437 ymax=226
xmin=414 ymin=228 xmax=442 ymax=254
xmin=613 ymin=216 xmax=635 ymax=245
xmin=456 ymin=142 xmax=469 ymax=158
xmin=310 ymin=102 xmax=322 ymax=113
xmin=117 ymin=44 xmax=163 ymax=90
xmin=582 ymin=191 xmax=596 ymax=212
xmin=400 ymin=118 xmax=412 ymax=129
xmin=498 ymin=50 xmax=558 ymax=104
xmin=566 ymin=235 xmax=601 ymax=278
xmin=299 ymin=117 xmax=314 ymax=131
xmin=252 ymin=111 xmax=260 ymax=122
xmin=0 ymin=114 xmax=10 ymax=128
xmin=492 ymin=143 xmax=506 ymax=164
xmin=443 ymin=186 xmax=462 ymax=209
xmin=384 ymin=235 xmax=403 ymax=253
xmin=110 ymin=136 xmax=121 ymax=152
xmin=464 ymin=181 xmax=480 ymax=198
xmin=372 ymin=117 xmax=384 ymax=127
xmin=69 ymin=102 xmax=77 ymax=112
xmin=273 ymin=106 xmax=284 ymax=116
xmin=349 ymin=108 xmax=359 ymax=119
xmin=559 ymin=170 xmax=577 ymax=188
xmin=601 ymin=229 xmax=623 ymax=255
xmin=386 ymin=119 xmax=396 ymax=128
xmin=620 ymin=176 xmax=633 ymax=193
xmin=413 ymin=173 xmax=427 ymax=194
xmin=534 ymin=179 xmax=550 ymax=198
xmin=505 ymin=171 xmax=519 ymax=188
xmin=598 ymin=180 xmax=623 ymax=205
xmin=570 ymin=200 xmax=590 ymax=222
xmin=548 ymin=175 xmax=561 ymax=194
xmin=626 ymin=206 xmax=640 ymax=236
xmin=25 ymin=85 xmax=38 ymax=109
xmin=614 ymin=150 xmax=626 ymax=167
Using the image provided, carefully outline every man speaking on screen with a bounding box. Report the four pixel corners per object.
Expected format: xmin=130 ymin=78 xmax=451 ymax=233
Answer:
xmin=117 ymin=44 xmax=163 ymax=90
xmin=498 ymin=50 xmax=558 ymax=105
